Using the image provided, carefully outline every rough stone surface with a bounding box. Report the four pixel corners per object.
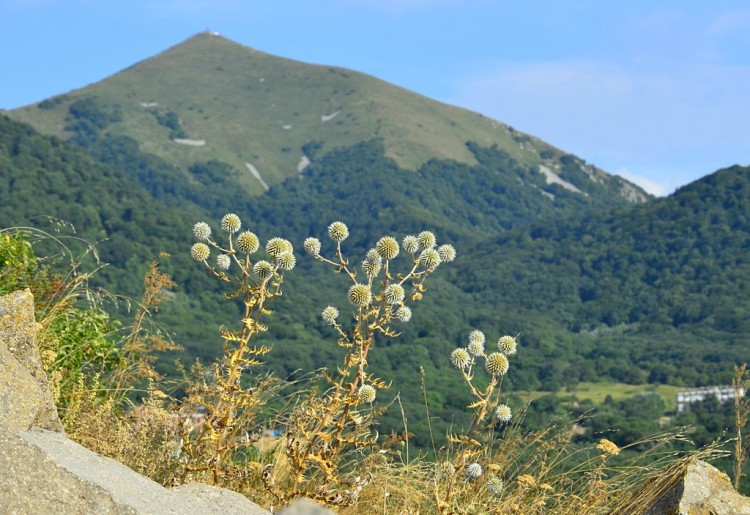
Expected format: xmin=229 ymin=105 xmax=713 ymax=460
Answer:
xmin=0 ymin=289 xmax=63 ymax=432
xmin=0 ymin=337 xmax=47 ymax=433
xmin=0 ymin=427 xmax=270 ymax=514
xmin=0 ymin=290 xmax=270 ymax=514
xmin=644 ymin=459 xmax=750 ymax=515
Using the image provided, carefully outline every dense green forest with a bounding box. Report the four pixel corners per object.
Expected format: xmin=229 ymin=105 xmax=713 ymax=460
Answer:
xmin=2 ymin=112 xmax=749 ymax=458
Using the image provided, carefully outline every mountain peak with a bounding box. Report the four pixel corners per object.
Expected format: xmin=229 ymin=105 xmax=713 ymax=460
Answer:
xmin=8 ymin=35 xmax=648 ymax=202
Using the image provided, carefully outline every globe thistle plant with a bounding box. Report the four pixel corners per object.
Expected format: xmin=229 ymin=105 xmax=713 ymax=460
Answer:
xmin=402 ymin=235 xmax=419 ymax=254
xmin=384 ymin=284 xmax=405 ymax=305
xmin=236 ymin=231 xmax=260 ymax=254
xmin=487 ymin=476 xmax=504 ymax=496
xmin=193 ymin=222 xmax=211 ymax=241
xmin=394 ymin=306 xmax=412 ymax=322
xmin=497 ymin=335 xmax=518 ymax=356
xmin=286 ymin=222 xmax=455 ymax=504
xmin=362 ymin=259 xmax=382 ymax=278
xmin=188 ymin=214 xmax=295 ymax=489
xmin=375 ymin=236 xmax=399 ymax=260
xmin=365 ymin=248 xmax=382 ymax=265
xmin=215 ymin=254 xmax=231 ymax=271
xmin=417 ymin=230 xmax=436 ymax=250
xmin=467 ymin=340 xmax=484 ymax=357
xmin=358 ymin=384 xmax=376 ymax=403
xmin=221 ymin=213 xmax=241 ymax=233
xmin=321 ymin=306 xmax=339 ymax=325
xmin=495 ymin=404 xmax=512 ymax=423
xmin=266 ymin=237 xmax=292 ymax=259
xmin=451 ymin=348 xmax=471 ymax=370
xmin=303 ymin=237 xmax=321 ymax=257
xmin=439 ymin=327 xmax=520 ymax=507
xmin=191 ymin=243 xmax=210 ymax=262
xmin=348 ymin=283 xmax=372 ymax=307
xmin=419 ymin=248 xmax=441 ymax=271
xmin=327 ymin=221 xmax=349 ymax=242
xmin=253 ymin=260 xmax=274 ymax=280
xmin=276 ymin=252 xmax=296 ymax=271
xmin=437 ymin=244 xmax=456 ymax=263
xmin=468 ymin=330 xmax=486 ymax=346
xmin=485 ymin=352 xmax=510 ymax=376
xmin=466 ymin=462 xmax=483 ymax=479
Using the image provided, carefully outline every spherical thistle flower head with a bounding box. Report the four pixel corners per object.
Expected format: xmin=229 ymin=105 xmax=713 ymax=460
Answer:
xmin=466 ymin=463 xmax=482 ymax=479
xmin=348 ymin=283 xmax=372 ymax=307
xmin=486 ymin=352 xmax=510 ymax=376
xmin=193 ymin=222 xmax=211 ymax=241
xmin=321 ymin=306 xmax=339 ymax=325
xmin=437 ymin=244 xmax=456 ymax=263
xmin=362 ymin=259 xmax=382 ymax=278
xmin=468 ymin=330 xmax=486 ymax=346
xmin=253 ymin=260 xmax=274 ymax=280
xmin=365 ymin=248 xmax=382 ymax=265
xmin=451 ymin=348 xmax=471 ymax=369
xmin=236 ymin=231 xmax=260 ymax=254
xmin=221 ymin=213 xmax=241 ymax=234
xmin=417 ymin=230 xmax=437 ymax=250
xmin=328 ymin=221 xmax=349 ymax=242
xmin=191 ymin=243 xmax=210 ymax=262
xmin=358 ymin=384 xmax=376 ymax=403
xmin=419 ymin=248 xmax=441 ymax=271
xmin=266 ymin=237 xmax=292 ymax=258
xmin=467 ymin=340 xmax=484 ymax=357
xmin=402 ymin=235 xmax=419 ymax=254
xmin=384 ymin=283 xmax=405 ymax=305
xmin=497 ymin=335 xmax=518 ymax=355
xmin=376 ymin=236 xmax=400 ymax=260
xmin=276 ymin=251 xmax=296 ymax=271
xmin=394 ymin=306 xmax=412 ymax=322
xmin=487 ymin=476 xmax=504 ymax=496
xmin=304 ymin=237 xmax=322 ymax=256
xmin=215 ymin=254 xmax=231 ymax=271
xmin=495 ymin=404 xmax=512 ymax=423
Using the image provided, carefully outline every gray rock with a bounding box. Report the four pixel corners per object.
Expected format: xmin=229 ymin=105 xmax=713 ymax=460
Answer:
xmin=0 ymin=427 xmax=269 ymax=514
xmin=0 ymin=289 xmax=62 ymax=432
xmin=0 ymin=290 xmax=269 ymax=514
xmin=642 ymin=459 xmax=750 ymax=515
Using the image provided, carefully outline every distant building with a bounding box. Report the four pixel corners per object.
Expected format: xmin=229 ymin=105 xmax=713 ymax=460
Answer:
xmin=676 ymin=386 xmax=744 ymax=413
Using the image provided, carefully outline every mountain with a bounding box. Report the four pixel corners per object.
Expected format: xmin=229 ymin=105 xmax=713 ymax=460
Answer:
xmin=7 ymin=33 xmax=646 ymax=203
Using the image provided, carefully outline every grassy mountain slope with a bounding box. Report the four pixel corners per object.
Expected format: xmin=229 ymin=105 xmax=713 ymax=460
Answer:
xmin=7 ymin=33 xmax=646 ymax=202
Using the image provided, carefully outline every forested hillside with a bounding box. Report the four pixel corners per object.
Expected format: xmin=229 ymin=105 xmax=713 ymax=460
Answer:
xmin=463 ymin=164 xmax=750 ymax=387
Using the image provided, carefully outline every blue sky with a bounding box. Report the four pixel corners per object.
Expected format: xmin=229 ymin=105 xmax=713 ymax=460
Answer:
xmin=1 ymin=1 xmax=748 ymax=196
